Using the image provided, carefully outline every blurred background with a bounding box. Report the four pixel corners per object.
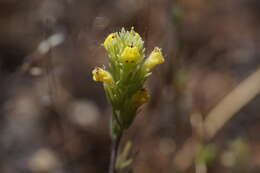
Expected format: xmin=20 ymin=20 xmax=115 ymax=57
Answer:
xmin=1 ymin=0 xmax=260 ymax=172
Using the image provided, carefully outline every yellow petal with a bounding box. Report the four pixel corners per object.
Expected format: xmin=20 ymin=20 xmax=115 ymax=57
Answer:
xmin=92 ymin=67 xmax=113 ymax=84
xmin=103 ymin=33 xmax=117 ymax=50
xmin=121 ymin=46 xmax=141 ymax=63
xmin=143 ymin=47 xmax=164 ymax=71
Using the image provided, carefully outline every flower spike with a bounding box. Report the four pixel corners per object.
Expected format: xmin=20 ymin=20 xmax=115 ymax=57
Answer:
xmin=93 ymin=28 xmax=164 ymax=136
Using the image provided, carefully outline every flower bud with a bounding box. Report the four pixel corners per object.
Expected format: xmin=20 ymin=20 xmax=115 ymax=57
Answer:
xmin=143 ymin=47 xmax=164 ymax=71
xmin=132 ymin=88 xmax=150 ymax=107
xmin=121 ymin=45 xmax=141 ymax=63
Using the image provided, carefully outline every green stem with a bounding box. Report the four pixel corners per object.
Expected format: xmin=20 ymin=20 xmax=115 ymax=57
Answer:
xmin=109 ymin=133 xmax=122 ymax=173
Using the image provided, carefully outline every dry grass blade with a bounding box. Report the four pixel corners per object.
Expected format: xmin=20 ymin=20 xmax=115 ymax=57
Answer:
xmin=204 ymin=67 xmax=260 ymax=139
xmin=173 ymin=67 xmax=260 ymax=171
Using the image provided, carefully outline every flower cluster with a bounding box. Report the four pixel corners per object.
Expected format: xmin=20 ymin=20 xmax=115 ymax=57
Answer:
xmin=92 ymin=28 xmax=164 ymax=138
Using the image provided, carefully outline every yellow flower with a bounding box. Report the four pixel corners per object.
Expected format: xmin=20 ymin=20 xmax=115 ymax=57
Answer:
xmin=143 ymin=47 xmax=164 ymax=71
xmin=121 ymin=45 xmax=141 ymax=63
xmin=132 ymin=88 xmax=150 ymax=107
xmin=92 ymin=67 xmax=113 ymax=84
xmin=103 ymin=33 xmax=117 ymax=50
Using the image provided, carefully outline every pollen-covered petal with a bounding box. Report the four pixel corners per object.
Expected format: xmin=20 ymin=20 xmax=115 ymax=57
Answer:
xmin=121 ymin=46 xmax=141 ymax=63
xmin=143 ymin=47 xmax=164 ymax=71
